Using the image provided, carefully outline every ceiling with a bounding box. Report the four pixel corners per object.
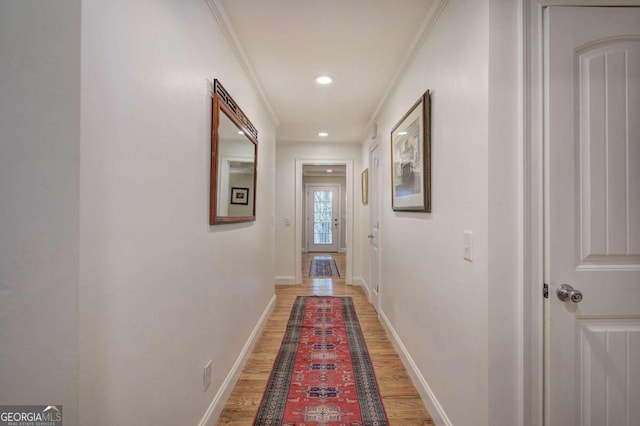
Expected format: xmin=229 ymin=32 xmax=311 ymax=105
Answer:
xmin=218 ymin=0 xmax=435 ymax=143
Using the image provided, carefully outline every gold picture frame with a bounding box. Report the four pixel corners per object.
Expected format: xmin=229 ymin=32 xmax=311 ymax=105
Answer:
xmin=361 ymin=168 xmax=369 ymax=204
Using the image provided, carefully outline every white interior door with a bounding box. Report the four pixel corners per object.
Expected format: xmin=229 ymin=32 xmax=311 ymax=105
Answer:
xmin=369 ymin=144 xmax=381 ymax=312
xmin=307 ymin=185 xmax=339 ymax=252
xmin=545 ymin=7 xmax=640 ymax=426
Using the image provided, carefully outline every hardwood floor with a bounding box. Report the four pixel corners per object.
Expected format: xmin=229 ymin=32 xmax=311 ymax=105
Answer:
xmin=216 ymin=253 xmax=434 ymax=425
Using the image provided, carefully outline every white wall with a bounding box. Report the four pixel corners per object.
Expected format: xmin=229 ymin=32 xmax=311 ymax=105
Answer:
xmin=361 ymin=1 xmax=524 ymax=424
xmin=0 ymin=2 xmax=81 ymax=424
xmin=488 ymin=0 xmax=521 ymax=424
xmin=361 ymin=1 xmax=491 ymax=424
xmin=79 ymin=1 xmax=276 ymax=425
xmin=275 ymin=143 xmax=362 ymax=282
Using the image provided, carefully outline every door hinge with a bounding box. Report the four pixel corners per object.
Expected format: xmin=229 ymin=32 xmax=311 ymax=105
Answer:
xmin=543 ymin=283 xmax=549 ymax=299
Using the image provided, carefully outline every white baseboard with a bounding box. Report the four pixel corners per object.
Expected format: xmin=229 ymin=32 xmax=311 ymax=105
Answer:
xmin=199 ymin=294 xmax=276 ymax=426
xmin=275 ymin=276 xmax=297 ymax=285
xmin=378 ymin=309 xmax=452 ymax=426
xmin=353 ymin=276 xmax=370 ymax=296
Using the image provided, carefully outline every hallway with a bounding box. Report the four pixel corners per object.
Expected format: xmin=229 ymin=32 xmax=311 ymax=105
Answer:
xmin=0 ymin=1 xmax=531 ymax=424
xmin=217 ymin=253 xmax=433 ymax=425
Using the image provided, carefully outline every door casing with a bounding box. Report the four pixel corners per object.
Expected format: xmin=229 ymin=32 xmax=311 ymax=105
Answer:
xmin=295 ymin=159 xmax=354 ymax=284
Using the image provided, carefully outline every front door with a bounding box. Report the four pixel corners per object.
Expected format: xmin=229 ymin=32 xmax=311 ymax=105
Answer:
xmin=307 ymin=185 xmax=339 ymax=253
xmin=545 ymin=6 xmax=640 ymax=425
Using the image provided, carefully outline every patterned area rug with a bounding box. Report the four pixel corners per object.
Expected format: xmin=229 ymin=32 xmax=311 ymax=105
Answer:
xmin=254 ymin=296 xmax=388 ymax=426
xmin=309 ymin=258 xmax=341 ymax=278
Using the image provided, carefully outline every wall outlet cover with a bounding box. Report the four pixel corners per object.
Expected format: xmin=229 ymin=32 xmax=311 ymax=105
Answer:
xmin=203 ymin=360 xmax=212 ymax=392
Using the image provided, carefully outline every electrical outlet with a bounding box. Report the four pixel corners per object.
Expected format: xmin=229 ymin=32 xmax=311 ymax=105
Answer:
xmin=203 ymin=360 xmax=212 ymax=392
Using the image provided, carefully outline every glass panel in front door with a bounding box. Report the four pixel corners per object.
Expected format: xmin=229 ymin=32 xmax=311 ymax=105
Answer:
xmin=313 ymin=190 xmax=333 ymax=245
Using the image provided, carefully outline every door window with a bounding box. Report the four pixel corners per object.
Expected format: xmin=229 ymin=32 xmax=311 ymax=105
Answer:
xmin=313 ymin=190 xmax=333 ymax=245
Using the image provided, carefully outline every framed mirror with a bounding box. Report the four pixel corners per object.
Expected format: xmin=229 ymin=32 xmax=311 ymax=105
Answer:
xmin=210 ymin=80 xmax=258 ymax=225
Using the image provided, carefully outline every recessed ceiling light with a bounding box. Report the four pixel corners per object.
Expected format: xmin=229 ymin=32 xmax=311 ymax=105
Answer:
xmin=327 ymin=169 xmax=333 ymax=173
xmin=314 ymin=74 xmax=333 ymax=85
xmin=398 ymin=131 xmax=408 ymax=136
xmin=318 ymin=132 xmax=329 ymax=137
xmin=238 ymin=130 xmax=244 ymax=135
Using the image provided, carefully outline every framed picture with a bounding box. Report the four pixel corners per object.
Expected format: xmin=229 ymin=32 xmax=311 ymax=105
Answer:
xmin=361 ymin=168 xmax=369 ymax=204
xmin=230 ymin=187 xmax=249 ymax=205
xmin=390 ymin=89 xmax=431 ymax=212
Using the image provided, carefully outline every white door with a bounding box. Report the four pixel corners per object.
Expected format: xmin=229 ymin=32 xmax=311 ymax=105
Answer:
xmin=545 ymin=7 xmax=640 ymax=426
xmin=369 ymin=144 xmax=381 ymax=312
xmin=307 ymin=185 xmax=339 ymax=252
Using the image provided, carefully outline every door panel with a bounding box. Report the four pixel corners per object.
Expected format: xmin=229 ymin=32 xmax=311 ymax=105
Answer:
xmin=578 ymin=39 xmax=640 ymax=266
xmin=545 ymin=7 xmax=640 ymax=426
xmin=578 ymin=320 xmax=640 ymax=425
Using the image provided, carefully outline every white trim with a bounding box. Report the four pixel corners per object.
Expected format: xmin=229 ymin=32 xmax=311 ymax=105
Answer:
xmin=295 ymin=159 xmax=354 ymax=285
xmin=362 ymin=0 xmax=449 ymax=140
xmin=523 ymin=3 xmax=546 ymax=425
xmin=379 ymin=310 xmax=452 ymax=426
xmin=340 ymin=248 xmax=347 ymax=253
xmin=199 ymin=294 xmax=276 ymax=425
xmin=353 ymin=276 xmax=370 ymax=297
xmin=514 ymin=2 xmax=527 ymax=426
xmin=275 ymin=276 xmax=297 ymax=285
xmin=205 ymin=0 xmax=280 ymax=127
xmin=522 ymin=2 xmax=544 ymax=426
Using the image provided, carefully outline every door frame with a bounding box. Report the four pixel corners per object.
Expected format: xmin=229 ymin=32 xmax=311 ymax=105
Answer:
xmin=295 ymin=159 xmax=353 ymax=284
xmin=305 ymin=183 xmax=341 ymax=253
xmin=522 ymin=2 xmax=640 ymax=425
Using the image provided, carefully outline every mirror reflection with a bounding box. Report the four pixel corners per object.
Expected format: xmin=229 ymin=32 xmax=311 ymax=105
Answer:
xmin=209 ymin=79 xmax=258 ymax=225
xmin=216 ymin=110 xmax=256 ymax=219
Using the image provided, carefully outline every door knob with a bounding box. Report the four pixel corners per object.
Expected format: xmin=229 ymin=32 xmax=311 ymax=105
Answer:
xmin=556 ymin=284 xmax=583 ymax=303
xmin=368 ymin=234 xmax=374 ymax=239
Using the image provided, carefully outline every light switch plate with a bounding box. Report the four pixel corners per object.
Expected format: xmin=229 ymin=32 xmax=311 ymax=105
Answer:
xmin=203 ymin=360 xmax=212 ymax=392
xmin=463 ymin=231 xmax=473 ymax=262
xmin=284 ymin=218 xmax=291 ymax=227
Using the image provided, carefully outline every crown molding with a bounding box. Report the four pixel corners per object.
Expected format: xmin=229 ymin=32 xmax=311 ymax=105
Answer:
xmin=362 ymin=0 xmax=448 ymax=141
xmin=205 ymin=0 xmax=280 ymax=127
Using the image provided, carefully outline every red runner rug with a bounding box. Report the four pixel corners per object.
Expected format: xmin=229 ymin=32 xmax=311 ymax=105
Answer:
xmin=254 ymin=296 xmax=388 ymax=425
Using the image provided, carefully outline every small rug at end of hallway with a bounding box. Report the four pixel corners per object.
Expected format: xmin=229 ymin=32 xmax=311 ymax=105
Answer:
xmin=309 ymin=258 xmax=340 ymax=278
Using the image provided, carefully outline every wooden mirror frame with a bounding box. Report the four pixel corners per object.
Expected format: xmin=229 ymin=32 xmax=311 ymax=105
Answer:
xmin=210 ymin=79 xmax=258 ymax=225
